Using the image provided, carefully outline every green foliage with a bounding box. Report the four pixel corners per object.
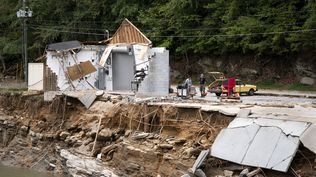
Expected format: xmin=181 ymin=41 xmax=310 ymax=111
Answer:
xmin=256 ymin=80 xmax=316 ymax=91
xmin=0 ymin=0 xmax=315 ymax=62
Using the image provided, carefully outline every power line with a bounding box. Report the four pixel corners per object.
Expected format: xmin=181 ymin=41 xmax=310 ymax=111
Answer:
xmin=177 ymin=21 xmax=316 ymax=31
xmin=148 ymin=29 xmax=316 ymax=38
xmin=30 ymin=26 xmax=316 ymax=38
xmin=28 ymin=20 xmax=316 ymax=34
xmin=30 ymin=26 xmax=106 ymax=36
xmin=29 ymin=24 xmax=114 ymax=32
xmin=31 ymin=19 xmax=122 ymax=25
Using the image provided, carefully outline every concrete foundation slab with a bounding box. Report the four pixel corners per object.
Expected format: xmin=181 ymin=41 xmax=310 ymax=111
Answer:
xmin=211 ymin=118 xmax=308 ymax=172
xmin=300 ymin=124 xmax=316 ymax=154
xmin=211 ymin=124 xmax=260 ymax=163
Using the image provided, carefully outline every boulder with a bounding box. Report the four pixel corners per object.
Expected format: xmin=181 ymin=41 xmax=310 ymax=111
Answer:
xmin=174 ymin=138 xmax=186 ymax=145
xmin=97 ymin=128 xmax=113 ymax=141
xmin=59 ymin=131 xmax=70 ymax=140
xmin=241 ymin=68 xmax=258 ymax=75
xmin=300 ymin=77 xmax=315 ymax=86
xmin=87 ymin=123 xmax=99 ymax=138
xmin=35 ymin=133 xmax=44 ymax=140
xmin=60 ymin=149 xmax=118 ymax=177
xmin=158 ymin=144 xmax=173 ymax=149
xmin=20 ymin=125 xmax=28 ymax=136
xmin=216 ymin=61 xmax=222 ymax=67
xmin=124 ymin=130 xmax=132 ymax=137
xmin=132 ymin=132 xmax=149 ymax=140
xmin=195 ymin=169 xmax=207 ymax=177
xmin=20 ymin=125 xmax=28 ymax=132
xmin=239 ymin=168 xmax=249 ymax=177
xmin=172 ymin=70 xmax=181 ymax=79
xmin=224 ymin=170 xmax=233 ymax=177
xmin=126 ymin=162 xmax=140 ymax=171
xmin=101 ymin=144 xmax=118 ymax=155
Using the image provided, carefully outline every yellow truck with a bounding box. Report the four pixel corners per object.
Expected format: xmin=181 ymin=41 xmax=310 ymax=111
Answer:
xmin=207 ymin=72 xmax=258 ymax=96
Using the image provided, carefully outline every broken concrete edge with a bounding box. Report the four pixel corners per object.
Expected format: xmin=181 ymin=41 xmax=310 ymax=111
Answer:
xmin=255 ymin=92 xmax=316 ymax=99
xmin=148 ymin=102 xmax=242 ymax=116
xmin=43 ymin=91 xmax=244 ymax=116
xmin=228 ymin=117 xmax=311 ymax=137
xmin=43 ymin=90 xmax=101 ymax=109
xmin=300 ymin=124 xmax=316 ymax=154
xmin=236 ymin=109 xmax=251 ymax=118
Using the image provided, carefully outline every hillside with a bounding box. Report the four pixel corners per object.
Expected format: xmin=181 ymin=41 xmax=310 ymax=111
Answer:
xmin=0 ymin=0 xmax=315 ymax=86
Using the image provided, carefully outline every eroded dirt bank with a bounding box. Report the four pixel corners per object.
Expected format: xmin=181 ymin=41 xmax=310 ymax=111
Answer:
xmin=0 ymin=92 xmax=315 ymax=177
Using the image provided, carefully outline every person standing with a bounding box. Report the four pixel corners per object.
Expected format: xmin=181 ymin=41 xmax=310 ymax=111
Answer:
xmin=184 ymin=76 xmax=192 ymax=97
xmin=199 ymin=74 xmax=206 ymax=97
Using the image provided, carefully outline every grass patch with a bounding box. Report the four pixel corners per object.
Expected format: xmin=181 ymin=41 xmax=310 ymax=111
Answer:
xmin=256 ymin=81 xmax=316 ymax=91
xmin=287 ymin=83 xmax=316 ymax=91
xmin=0 ymin=87 xmax=27 ymax=93
xmin=256 ymin=81 xmax=283 ymax=90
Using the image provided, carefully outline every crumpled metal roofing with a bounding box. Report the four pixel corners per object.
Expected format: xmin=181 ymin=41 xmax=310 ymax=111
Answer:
xmin=47 ymin=40 xmax=82 ymax=51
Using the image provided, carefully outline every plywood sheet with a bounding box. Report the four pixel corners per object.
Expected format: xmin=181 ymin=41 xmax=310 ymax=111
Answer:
xmin=67 ymin=61 xmax=97 ymax=81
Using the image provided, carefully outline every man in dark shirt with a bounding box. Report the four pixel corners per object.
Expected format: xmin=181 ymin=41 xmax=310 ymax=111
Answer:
xmin=199 ymin=74 xmax=206 ymax=97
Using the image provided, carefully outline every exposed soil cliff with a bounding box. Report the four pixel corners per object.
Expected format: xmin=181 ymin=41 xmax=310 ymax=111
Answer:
xmin=0 ymin=93 xmax=314 ymax=177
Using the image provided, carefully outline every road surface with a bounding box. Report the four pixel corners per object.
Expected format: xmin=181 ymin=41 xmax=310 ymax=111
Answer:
xmin=192 ymin=91 xmax=316 ymax=105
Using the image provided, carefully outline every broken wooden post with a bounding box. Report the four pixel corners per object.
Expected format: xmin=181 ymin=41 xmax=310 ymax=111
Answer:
xmin=91 ymin=115 xmax=102 ymax=157
xmin=246 ymin=168 xmax=261 ymax=177
xmin=143 ymin=104 xmax=149 ymax=132
xmin=59 ymin=95 xmax=67 ymax=130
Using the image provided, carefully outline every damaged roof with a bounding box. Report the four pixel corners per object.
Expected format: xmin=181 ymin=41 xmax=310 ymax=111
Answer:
xmin=109 ymin=18 xmax=152 ymax=45
xmin=47 ymin=40 xmax=82 ymax=51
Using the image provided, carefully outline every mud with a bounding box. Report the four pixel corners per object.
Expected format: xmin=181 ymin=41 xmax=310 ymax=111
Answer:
xmin=0 ymin=92 xmax=315 ymax=177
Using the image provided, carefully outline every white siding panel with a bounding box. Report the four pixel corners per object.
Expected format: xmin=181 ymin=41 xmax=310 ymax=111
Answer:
xmin=28 ymin=63 xmax=44 ymax=91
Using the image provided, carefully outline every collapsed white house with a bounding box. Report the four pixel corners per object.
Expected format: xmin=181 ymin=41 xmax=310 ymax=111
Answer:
xmin=37 ymin=19 xmax=169 ymax=97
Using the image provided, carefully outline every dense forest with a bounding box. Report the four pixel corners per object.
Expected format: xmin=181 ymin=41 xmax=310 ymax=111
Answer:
xmin=0 ymin=0 xmax=315 ymax=75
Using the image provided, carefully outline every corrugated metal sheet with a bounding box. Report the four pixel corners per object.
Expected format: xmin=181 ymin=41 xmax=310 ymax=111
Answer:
xmin=109 ymin=19 xmax=151 ymax=45
xmin=47 ymin=40 xmax=81 ymax=51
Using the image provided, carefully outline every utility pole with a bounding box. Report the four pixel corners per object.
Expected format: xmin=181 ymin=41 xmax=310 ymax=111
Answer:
xmin=17 ymin=0 xmax=32 ymax=84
